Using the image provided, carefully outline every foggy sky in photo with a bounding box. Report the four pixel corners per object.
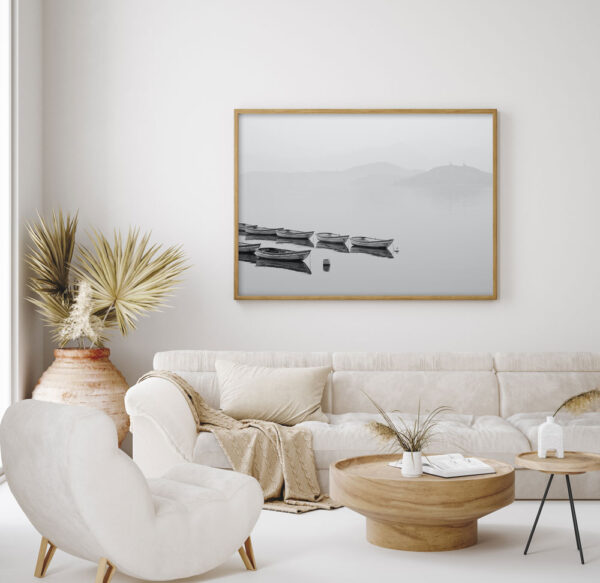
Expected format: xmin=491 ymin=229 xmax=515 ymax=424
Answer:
xmin=239 ymin=113 xmax=493 ymax=174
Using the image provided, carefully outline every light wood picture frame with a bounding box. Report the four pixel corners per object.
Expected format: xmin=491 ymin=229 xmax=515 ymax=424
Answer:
xmin=234 ymin=109 xmax=497 ymax=300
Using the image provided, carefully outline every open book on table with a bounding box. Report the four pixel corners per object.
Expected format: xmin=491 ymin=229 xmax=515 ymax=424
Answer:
xmin=389 ymin=453 xmax=496 ymax=478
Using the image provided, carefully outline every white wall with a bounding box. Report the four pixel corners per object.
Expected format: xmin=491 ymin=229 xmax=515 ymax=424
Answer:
xmin=13 ymin=0 xmax=44 ymax=399
xmin=39 ymin=0 xmax=600 ymax=385
xmin=1 ymin=0 xmax=12 ymax=420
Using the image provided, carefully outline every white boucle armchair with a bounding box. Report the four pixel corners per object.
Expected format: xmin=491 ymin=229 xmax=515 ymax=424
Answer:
xmin=0 ymin=400 xmax=263 ymax=582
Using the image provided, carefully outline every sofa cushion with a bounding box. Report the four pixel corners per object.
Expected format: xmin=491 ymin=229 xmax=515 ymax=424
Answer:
xmin=215 ymin=360 xmax=330 ymax=425
xmin=507 ymin=412 xmax=600 ymax=452
xmin=333 ymin=352 xmax=493 ymax=371
xmin=192 ymin=413 xmax=530 ymax=471
xmin=330 ymin=371 xmax=499 ymax=415
xmin=153 ymin=350 xmax=334 ymax=412
xmin=496 ymin=372 xmax=600 ymax=418
xmin=494 ymin=352 xmax=600 ymax=372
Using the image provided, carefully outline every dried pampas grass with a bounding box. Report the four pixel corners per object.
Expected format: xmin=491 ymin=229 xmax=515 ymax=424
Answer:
xmin=554 ymin=389 xmax=600 ymax=416
xmin=367 ymin=421 xmax=398 ymax=442
xmin=362 ymin=390 xmax=451 ymax=452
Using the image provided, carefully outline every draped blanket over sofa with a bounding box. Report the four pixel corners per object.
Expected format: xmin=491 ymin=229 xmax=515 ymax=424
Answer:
xmin=125 ymin=351 xmax=600 ymax=500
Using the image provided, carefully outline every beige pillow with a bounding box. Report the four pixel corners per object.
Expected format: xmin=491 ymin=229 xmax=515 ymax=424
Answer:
xmin=215 ymin=360 xmax=330 ymax=425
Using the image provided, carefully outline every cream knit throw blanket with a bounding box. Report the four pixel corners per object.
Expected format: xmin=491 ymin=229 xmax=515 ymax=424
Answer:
xmin=138 ymin=370 xmax=340 ymax=513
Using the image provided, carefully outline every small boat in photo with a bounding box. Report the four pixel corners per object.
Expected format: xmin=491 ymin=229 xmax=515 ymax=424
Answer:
xmin=238 ymin=242 xmax=261 ymax=253
xmin=245 ymin=226 xmax=282 ymax=236
xmin=257 ymin=258 xmax=312 ymax=274
xmin=244 ymin=233 xmax=279 ymax=242
xmin=350 ymin=236 xmax=394 ymax=249
xmin=350 ymin=246 xmax=394 ymax=259
xmin=316 ymin=240 xmax=349 ymax=253
xmin=316 ymin=232 xmax=349 ymax=244
xmin=238 ymin=223 xmax=257 ymax=233
xmin=276 ymin=237 xmax=314 ymax=248
xmin=255 ymin=247 xmax=311 ymax=262
xmin=276 ymin=229 xmax=314 ymax=239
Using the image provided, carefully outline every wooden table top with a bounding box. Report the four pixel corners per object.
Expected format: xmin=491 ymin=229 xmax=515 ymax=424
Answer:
xmin=515 ymin=451 xmax=600 ymax=475
xmin=332 ymin=453 xmax=514 ymax=486
xmin=329 ymin=454 xmax=515 ymax=530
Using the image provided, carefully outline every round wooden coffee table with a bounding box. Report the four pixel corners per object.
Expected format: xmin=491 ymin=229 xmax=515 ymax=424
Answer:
xmin=515 ymin=451 xmax=600 ymax=564
xmin=330 ymin=454 xmax=515 ymax=552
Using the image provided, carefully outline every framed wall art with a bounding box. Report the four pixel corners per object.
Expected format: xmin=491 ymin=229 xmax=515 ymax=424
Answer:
xmin=234 ymin=109 xmax=497 ymax=300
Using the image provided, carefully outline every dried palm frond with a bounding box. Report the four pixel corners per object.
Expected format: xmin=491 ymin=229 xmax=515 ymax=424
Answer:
xmin=26 ymin=211 xmax=78 ymax=297
xmin=29 ymin=292 xmax=72 ymax=345
xmin=26 ymin=211 xmax=78 ymax=342
xmin=362 ymin=389 xmax=451 ymax=452
xmin=554 ymin=389 xmax=600 ymax=416
xmin=74 ymin=228 xmax=188 ymax=336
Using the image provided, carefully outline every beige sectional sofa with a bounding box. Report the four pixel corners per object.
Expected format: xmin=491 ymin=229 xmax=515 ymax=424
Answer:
xmin=125 ymin=351 xmax=600 ymax=499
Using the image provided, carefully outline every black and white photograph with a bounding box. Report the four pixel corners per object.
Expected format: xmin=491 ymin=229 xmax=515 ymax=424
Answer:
xmin=235 ymin=110 xmax=496 ymax=299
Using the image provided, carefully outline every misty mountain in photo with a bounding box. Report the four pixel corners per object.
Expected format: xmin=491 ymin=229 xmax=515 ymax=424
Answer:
xmin=241 ymin=162 xmax=492 ymax=204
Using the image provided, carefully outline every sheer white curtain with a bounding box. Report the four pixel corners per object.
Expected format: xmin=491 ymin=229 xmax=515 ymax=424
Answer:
xmin=0 ymin=0 xmax=12 ymax=476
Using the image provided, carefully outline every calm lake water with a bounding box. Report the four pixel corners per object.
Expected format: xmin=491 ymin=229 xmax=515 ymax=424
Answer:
xmin=238 ymin=187 xmax=493 ymax=297
xmin=239 ymin=168 xmax=493 ymax=295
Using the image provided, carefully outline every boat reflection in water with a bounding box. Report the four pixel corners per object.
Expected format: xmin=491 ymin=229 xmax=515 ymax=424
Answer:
xmin=256 ymin=258 xmax=312 ymax=275
xmin=238 ymin=252 xmax=258 ymax=264
xmin=350 ymin=245 xmax=394 ymax=259
xmin=316 ymin=241 xmax=349 ymax=253
xmin=276 ymin=237 xmax=314 ymax=248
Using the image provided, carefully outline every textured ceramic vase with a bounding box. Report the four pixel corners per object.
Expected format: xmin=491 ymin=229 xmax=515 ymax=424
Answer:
xmin=402 ymin=451 xmax=423 ymax=477
xmin=33 ymin=348 xmax=130 ymax=444
xmin=537 ymin=416 xmax=564 ymax=458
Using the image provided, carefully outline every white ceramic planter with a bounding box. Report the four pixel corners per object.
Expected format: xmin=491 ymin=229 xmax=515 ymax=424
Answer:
xmin=402 ymin=451 xmax=423 ymax=477
xmin=537 ymin=416 xmax=564 ymax=458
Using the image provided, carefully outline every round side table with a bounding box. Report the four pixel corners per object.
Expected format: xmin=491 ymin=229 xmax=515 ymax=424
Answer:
xmin=515 ymin=451 xmax=600 ymax=564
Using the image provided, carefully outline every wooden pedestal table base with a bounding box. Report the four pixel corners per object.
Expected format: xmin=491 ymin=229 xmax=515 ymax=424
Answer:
xmin=330 ymin=454 xmax=515 ymax=552
xmin=516 ymin=451 xmax=600 ymax=565
xmin=367 ymin=519 xmax=478 ymax=552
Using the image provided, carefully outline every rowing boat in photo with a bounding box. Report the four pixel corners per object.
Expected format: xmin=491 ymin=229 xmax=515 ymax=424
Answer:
xmin=276 ymin=229 xmax=314 ymax=239
xmin=238 ymin=223 xmax=257 ymax=233
xmin=316 ymin=232 xmax=349 ymax=244
xmin=238 ymin=242 xmax=261 ymax=253
xmin=255 ymin=247 xmax=311 ymax=262
xmin=350 ymin=236 xmax=394 ymax=249
xmin=245 ymin=226 xmax=282 ymax=236
xmin=244 ymin=233 xmax=279 ymax=242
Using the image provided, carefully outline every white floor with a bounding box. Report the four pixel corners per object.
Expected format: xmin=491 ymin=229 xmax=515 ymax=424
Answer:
xmin=1 ymin=483 xmax=599 ymax=583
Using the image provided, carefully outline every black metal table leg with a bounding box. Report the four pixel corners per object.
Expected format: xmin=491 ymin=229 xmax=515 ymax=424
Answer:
xmin=524 ymin=473 xmax=554 ymax=555
xmin=566 ymin=475 xmax=585 ymax=564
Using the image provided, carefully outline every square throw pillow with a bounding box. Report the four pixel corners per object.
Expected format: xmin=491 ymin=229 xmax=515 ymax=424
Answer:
xmin=215 ymin=360 xmax=330 ymax=425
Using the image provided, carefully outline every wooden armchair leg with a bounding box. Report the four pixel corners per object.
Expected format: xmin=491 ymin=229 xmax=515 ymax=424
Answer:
xmin=95 ymin=557 xmax=116 ymax=583
xmin=238 ymin=536 xmax=257 ymax=571
xmin=34 ymin=536 xmax=57 ymax=578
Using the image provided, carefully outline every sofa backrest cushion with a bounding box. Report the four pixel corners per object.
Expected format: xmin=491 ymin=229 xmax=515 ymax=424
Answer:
xmin=330 ymin=352 xmax=498 ymax=415
xmin=494 ymin=352 xmax=600 ymax=417
xmin=153 ymin=350 xmax=333 ymax=411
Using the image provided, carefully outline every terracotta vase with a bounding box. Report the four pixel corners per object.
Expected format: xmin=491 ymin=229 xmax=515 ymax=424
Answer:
xmin=33 ymin=348 xmax=130 ymax=444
